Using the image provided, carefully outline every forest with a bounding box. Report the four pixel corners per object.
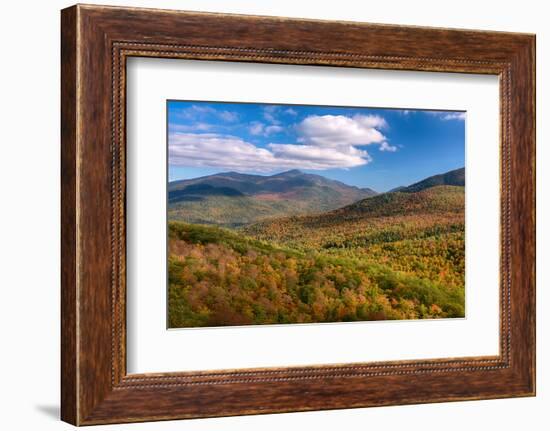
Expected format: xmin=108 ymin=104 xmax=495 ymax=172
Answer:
xmin=167 ymin=177 xmax=465 ymax=328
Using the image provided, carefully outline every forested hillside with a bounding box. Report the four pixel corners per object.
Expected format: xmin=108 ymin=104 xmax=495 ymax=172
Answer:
xmin=168 ymin=171 xmax=466 ymax=328
xmin=168 ymin=221 xmax=464 ymax=328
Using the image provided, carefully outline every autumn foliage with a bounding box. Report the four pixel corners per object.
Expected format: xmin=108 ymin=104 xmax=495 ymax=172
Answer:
xmin=168 ymin=185 xmax=465 ymax=328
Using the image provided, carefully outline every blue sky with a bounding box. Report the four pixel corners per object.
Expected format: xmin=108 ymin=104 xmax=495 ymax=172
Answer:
xmin=168 ymin=100 xmax=465 ymax=192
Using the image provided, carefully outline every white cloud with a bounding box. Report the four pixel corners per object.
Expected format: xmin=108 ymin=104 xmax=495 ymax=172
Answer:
xmin=169 ymin=133 xmax=274 ymax=171
xmin=249 ymin=122 xmax=265 ymax=136
xmin=185 ymin=105 xmax=216 ymax=115
xmin=169 ymin=113 xmax=395 ymax=172
xmin=176 ymin=104 xmax=239 ymax=123
xmin=426 ymin=111 xmax=466 ymax=121
xmin=169 ymin=132 xmax=370 ymax=172
xmin=284 ymin=108 xmax=298 ymax=116
xmin=218 ymin=110 xmax=239 ymax=122
xmin=265 ymin=125 xmax=284 ymax=135
xmin=441 ymin=112 xmax=466 ymax=121
xmin=269 ymin=143 xmax=370 ymax=168
xmin=379 ymin=141 xmax=398 ymax=152
xmin=353 ymin=114 xmax=388 ymax=129
xmin=170 ymin=122 xmax=213 ymax=132
xmin=263 ymin=105 xmax=281 ymax=125
xmin=296 ymin=114 xmax=387 ymax=147
xmin=248 ymin=122 xmax=283 ymax=136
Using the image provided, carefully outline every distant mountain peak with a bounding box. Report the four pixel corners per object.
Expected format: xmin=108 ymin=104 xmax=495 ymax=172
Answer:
xmin=275 ymin=169 xmax=303 ymax=176
xmin=168 ymin=169 xmax=377 ymax=226
xmin=390 ymin=167 xmax=465 ymax=193
xmin=222 ymin=171 xmax=251 ymax=177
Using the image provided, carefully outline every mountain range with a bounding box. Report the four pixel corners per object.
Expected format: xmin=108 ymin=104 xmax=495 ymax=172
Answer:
xmin=168 ymin=169 xmax=376 ymax=227
xmin=168 ymin=167 xmax=465 ymax=227
xmin=168 ymin=167 xmax=466 ymax=327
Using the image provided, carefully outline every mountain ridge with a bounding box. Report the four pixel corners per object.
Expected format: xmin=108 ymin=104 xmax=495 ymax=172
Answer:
xmin=169 ymin=169 xmax=377 ymax=196
xmin=168 ymin=170 xmax=378 ymax=226
xmin=244 ymin=185 xmax=465 ymax=238
xmin=168 ymin=167 xmax=465 ymax=227
xmin=391 ymin=167 xmax=465 ymax=193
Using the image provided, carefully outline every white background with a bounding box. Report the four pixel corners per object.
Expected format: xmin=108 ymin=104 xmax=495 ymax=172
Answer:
xmin=127 ymin=59 xmax=500 ymax=373
xmin=0 ymin=0 xmax=547 ymax=430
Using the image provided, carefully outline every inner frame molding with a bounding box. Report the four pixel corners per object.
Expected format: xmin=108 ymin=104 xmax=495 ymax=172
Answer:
xmin=61 ymin=4 xmax=534 ymax=425
xmin=114 ymin=43 xmax=511 ymax=385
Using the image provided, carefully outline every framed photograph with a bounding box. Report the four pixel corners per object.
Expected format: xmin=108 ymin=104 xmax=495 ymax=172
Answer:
xmin=164 ymin=100 xmax=467 ymax=330
xmin=61 ymin=4 xmax=535 ymax=425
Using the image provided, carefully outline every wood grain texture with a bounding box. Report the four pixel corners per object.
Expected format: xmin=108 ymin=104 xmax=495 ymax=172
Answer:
xmin=60 ymin=6 xmax=78 ymax=425
xmin=60 ymin=4 xmax=536 ymax=425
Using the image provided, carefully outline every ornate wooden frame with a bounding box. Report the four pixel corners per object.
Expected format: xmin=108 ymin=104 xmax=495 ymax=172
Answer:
xmin=61 ymin=4 xmax=536 ymax=425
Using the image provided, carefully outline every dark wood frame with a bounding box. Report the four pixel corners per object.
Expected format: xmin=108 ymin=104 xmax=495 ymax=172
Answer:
xmin=61 ymin=4 xmax=536 ymax=426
